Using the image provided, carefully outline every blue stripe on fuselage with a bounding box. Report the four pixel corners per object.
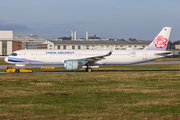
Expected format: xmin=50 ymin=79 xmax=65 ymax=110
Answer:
xmin=8 ymin=57 xmax=42 ymax=63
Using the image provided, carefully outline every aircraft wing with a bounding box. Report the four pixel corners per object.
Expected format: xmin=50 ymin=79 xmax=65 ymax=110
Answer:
xmin=79 ymin=46 xmax=115 ymax=63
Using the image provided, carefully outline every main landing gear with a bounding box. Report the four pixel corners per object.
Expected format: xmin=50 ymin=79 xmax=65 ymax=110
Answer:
xmin=85 ymin=67 xmax=92 ymax=72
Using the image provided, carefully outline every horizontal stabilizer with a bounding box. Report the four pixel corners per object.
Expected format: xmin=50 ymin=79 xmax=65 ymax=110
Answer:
xmin=155 ymin=52 xmax=173 ymax=56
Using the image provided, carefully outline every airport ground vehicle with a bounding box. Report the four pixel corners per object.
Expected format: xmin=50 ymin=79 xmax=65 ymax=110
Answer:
xmin=5 ymin=66 xmax=33 ymax=73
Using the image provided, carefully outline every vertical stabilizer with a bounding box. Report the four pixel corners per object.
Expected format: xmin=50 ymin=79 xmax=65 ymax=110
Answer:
xmin=145 ymin=27 xmax=171 ymax=51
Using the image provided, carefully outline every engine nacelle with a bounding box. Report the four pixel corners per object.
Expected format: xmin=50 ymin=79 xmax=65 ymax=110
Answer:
xmin=64 ymin=60 xmax=84 ymax=70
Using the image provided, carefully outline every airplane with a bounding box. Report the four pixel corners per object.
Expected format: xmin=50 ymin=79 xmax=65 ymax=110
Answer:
xmin=4 ymin=27 xmax=173 ymax=72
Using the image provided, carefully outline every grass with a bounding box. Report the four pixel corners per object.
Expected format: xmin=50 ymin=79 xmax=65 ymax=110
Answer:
xmin=162 ymin=57 xmax=180 ymax=61
xmin=0 ymin=65 xmax=180 ymax=119
xmin=0 ymin=59 xmax=10 ymax=65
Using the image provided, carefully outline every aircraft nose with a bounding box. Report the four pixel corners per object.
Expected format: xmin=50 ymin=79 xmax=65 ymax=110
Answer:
xmin=4 ymin=57 xmax=8 ymax=63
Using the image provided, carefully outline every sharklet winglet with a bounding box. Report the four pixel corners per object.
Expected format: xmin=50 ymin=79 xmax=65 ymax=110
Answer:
xmin=107 ymin=45 xmax=115 ymax=56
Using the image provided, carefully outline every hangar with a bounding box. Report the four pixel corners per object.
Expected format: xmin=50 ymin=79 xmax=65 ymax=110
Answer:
xmin=0 ymin=31 xmax=13 ymax=56
xmin=38 ymin=39 xmax=150 ymax=50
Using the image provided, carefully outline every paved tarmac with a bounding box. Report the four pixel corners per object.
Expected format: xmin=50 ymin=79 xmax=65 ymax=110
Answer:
xmin=136 ymin=61 xmax=180 ymax=65
xmin=0 ymin=65 xmax=63 ymax=69
xmin=1 ymin=61 xmax=180 ymax=69
xmin=0 ymin=61 xmax=180 ymax=73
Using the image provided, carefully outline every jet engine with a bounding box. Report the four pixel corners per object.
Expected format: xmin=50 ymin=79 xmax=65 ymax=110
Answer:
xmin=64 ymin=60 xmax=85 ymax=70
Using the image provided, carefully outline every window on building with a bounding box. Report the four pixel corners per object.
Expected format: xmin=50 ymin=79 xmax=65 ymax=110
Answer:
xmin=63 ymin=45 xmax=66 ymax=49
xmin=2 ymin=41 xmax=7 ymax=56
xmin=101 ymin=45 xmax=103 ymax=47
xmin=142 ymin=46 xmax=145 ymax=47
xmin=134 ymin=46 xmax=137 ymax=47
xmin=18 ymin=42 xmax=20 ymax=44
xmin=72 ymin=46 xmax=75 ymax=49
xmin=58 ymin=45 xmax=60 ymax=49
xmin=129 ymin=46 xmax=131 ymax=47
xmin=50 ymin=45 xmax=52 ymax=47
xmin=18 ymin=45 xmax=20 ymax=47
xmin=120 ymin=45 xmax=123 ymax=47
xmin=78 ymin=46 xmax=81 ymax=49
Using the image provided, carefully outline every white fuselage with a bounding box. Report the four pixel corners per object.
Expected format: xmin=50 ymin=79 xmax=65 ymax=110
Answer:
xmin=5 ymin=49 xmax=172 ymax=66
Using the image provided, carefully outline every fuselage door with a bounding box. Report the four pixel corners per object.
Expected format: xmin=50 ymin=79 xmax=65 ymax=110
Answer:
xmin=21 ymin=50 xmax=26 ymax=59
xmin=142 ymin=51 xmax=147 ymax=60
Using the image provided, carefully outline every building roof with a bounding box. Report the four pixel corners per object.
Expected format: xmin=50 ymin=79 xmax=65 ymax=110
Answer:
xmin=48 ymin=40 xmax=150 ymax=45
xmin=126 ymin=40 xmax=150 ymax=44
xmin=13 ymin=35 xmax=45 ymax=41
xmin=0 ymin=31 xmax=13 ymax=40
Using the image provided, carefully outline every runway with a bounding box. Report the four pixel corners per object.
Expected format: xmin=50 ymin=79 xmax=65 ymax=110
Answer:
xmin=0 ymin=71 xmax=84 ymax=74
xmin=0 ymin=61 xmax=180 ymax=73
xmin=136 ymin=61 xmax=180 ymax=65
xmin=0 ymin=61 xmax=180 ymax=70
xmin=0 ymin=65 xmax=63 ymax=69
xmin=0 ymin=61 xmax=180 ymax=69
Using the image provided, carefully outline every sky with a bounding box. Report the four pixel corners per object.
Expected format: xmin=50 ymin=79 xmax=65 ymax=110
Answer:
xmin=0 ymin=0 xmax=180 ymax=41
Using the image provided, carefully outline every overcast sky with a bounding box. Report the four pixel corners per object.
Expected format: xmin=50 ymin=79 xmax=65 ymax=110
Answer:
xmin=0 ymin=0 xmax=180 ymax=41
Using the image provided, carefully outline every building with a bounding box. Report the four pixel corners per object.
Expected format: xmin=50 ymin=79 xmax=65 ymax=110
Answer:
xmin=13 ymin=35 xmax=45 ymax=49
xmin=167 ymin=41 xmax=180 ymax=50
xmin=13 ymin=41 xmax=22 ymax=51
xmin=37 ymin=44 xmax=47 ymax=49
xmin=38 ymin=40 xmax=150 ymax=50
xmin=71 ymin=30 xmax=76 ymax=40
xmin=0 ymin=31 xmax=46 ymax=56
xmin=0 ymin=31 xmax=13 ymax=56
xmin=167 ymin=44 xmax=175 ymax=50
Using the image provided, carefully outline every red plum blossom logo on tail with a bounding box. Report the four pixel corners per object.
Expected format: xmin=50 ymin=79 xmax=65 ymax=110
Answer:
xmin=153 ymin=35 xmax=168 ymax=48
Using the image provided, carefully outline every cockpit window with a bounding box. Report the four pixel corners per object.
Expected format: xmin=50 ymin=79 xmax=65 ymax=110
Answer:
xmin=10 ymin=53 xmax=17 ymax=56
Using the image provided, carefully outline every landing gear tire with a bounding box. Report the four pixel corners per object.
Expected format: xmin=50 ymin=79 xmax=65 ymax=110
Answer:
xmin=86 ymin=68 xmax=92 ymax=72
xmin=15 ymin=69 xmax=20 ymax=73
